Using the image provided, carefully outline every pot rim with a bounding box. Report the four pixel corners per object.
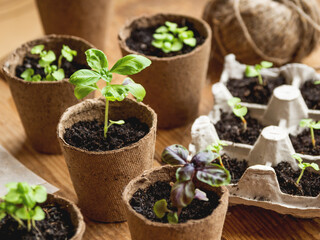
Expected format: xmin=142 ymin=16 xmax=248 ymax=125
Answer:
xmin=2 ymin=34 xmax=95 ymax=85
xmin=118 ymin=13 xmax=212 ymax=61
xmin=122 ymin=165 xmax=229 ymax=229
xmin=57 ymin=97 xmax=157 ymax=155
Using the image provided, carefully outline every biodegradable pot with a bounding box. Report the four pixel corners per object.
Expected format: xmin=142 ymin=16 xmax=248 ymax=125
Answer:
xmin=58 ymin=98 xmax=157 ymax=222
xmin=118 ymin=14 xmax=212 ymax=129
xmin=2 ymin=35 xmax=94 ymax=154
xmin=122 ymin=165 xmax=229 ymax=240
xmin=35 ymin=0 xmax=113 ymax=50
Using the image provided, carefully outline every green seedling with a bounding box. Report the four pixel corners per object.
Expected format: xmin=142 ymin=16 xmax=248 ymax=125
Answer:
xmin=293 ymin=154 xmax=319 ymax=185
xmin=0 ymin=182 xmax=47 ymax=231
xmin=151 ymin=21 xmax=196 ymax=53
xmin=70 ymin=49 xmax=151 ymax=138
xmin=21 ymin=44 xmax=77 ymax=82
xmin=299 ymin=119 xmax=320 ymax=148
xmin=206 ymin=140 xmax=228 ymax=168
xmin=228 ymin=97 xmax=248 ymax=132
xmin=245 ymin=61 xmax=273 ymax=85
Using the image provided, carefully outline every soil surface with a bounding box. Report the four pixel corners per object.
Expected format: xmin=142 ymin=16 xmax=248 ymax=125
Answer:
xmin=227 ymin=75 xmax=286 ymax=105
xmin=15 ymin=56 xmax=88 ymax=80
xmin=125 ymin=20 xmax=205 ymax=57
xmin=214 ymin=110 xmax=264 ymax=145
xmin=290 ymin=129 xmax=320 ymax=155
xmin=64 ymin=117 xmax=149 ymax=151
xmin=0 ymin=203 xmax=75 ymax=240
xmin=300 ymin=80 xmax=320 ymax=110
xmin=213 ymin=154 xmax=248 ymax=184
xmin=130 ymin=181 xmax=220 ymax=223
xmin=274 ymin=162 xmax=320 ymax=197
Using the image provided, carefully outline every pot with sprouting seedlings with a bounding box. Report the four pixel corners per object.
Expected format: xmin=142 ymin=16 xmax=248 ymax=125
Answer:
xmin=122 ymin=144 xmax=229 ymax=240
xmin=57 ymin=49 xmax=157 ymax=222
xmin=0 ymin=182 xmax=85 ymax=239
xmin=2 ymin=35 xmax=95 ymax=154
xmin=118 ymin=13 xmax=212 ymax=128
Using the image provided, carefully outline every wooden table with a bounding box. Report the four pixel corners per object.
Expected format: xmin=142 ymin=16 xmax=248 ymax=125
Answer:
xmin=1 ymin=0 xmax=320 ymax=239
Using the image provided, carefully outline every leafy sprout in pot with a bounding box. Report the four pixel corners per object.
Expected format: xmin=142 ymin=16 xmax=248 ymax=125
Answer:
xmin=70 ymin=49 xmax=151 ymax=138
xmin=206 ymin=140 xmax=228 ymax=168
xmin=151 ymin=21 xmax=197 ymax=53
xmin=21 ymin=44 xmax=77 ymax=82
xmin=292 ymin=154 xmax=319 ymax=185
xmin=153 ymin=144 xmax=230 ymax=224
xmin=228 ymin=97 xmax=248 ymax=132
xmin=245 ymin=61 xmax=273 ymax=85
xmin=0 ymin=182 xmax=47 ymax=231
xmin=299 ymin=119 xmax=320 ymax=148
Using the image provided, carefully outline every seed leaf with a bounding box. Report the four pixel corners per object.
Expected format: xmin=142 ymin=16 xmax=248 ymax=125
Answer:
xmin=52 ymin=68 xmax=65 ymax=81
xmin=167 ymin=212 xmax=178 ymax=224
xmin=260 ymin=61 xmax=273 ymax=68
xmin=32 ymin=206 xmax=45 ymax=221
xmin=245 ymin=66 xmax=259 ymax=77
xmin=33 ymin=186 xmax=47 ymax=203
xmin=153 ymin=199 xmax=169 ymax=218
xmin=31 ymin=45 xmax=44 ymax=54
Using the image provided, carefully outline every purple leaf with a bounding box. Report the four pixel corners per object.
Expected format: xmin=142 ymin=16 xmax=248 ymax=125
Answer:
xmin=161 ymin=144 xmax=189 ymax=165
xmin=176 ymin=164 xmax=195 ymax=182
xmin=170 ymin=181 xmax=195 ymax=208
xmin=191 ymin=150 xmax=218 ymax=166
xmin=196 ymin=164 xmax=231 ymax=187
xmin=194 ymin=189 xmax=209 ymax=201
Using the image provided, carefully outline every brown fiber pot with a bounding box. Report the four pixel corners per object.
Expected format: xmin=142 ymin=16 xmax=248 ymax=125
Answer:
xmin=118 ymin=13 xmax=212 ymax=129
xmin=45 ymin=194 xmax=85 ymax=240
xmin=2 ymin=35 xmax=94 ymax=154
xmin=35 ymin=0 xmax=113 ymax=50
xmin=57 ymin=98 xmax=157 ymax=222
xmin=122 ymin=165 xmax=229 ymax=240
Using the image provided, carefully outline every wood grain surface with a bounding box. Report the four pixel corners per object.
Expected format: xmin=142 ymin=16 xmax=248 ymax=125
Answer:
xmin=1 ymin=0 xmax=320 ymax=239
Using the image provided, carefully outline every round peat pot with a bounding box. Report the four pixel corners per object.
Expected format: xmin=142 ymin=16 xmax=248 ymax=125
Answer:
xmin=2 ymin=35 xmax=94 ymax=154
xmin=58 ymin=98 xmax=157 ymax=222
xmin=35 ymin=0 xmax=113 ymax=50
xmin=122 ymin=165 xmax=229 ymax=240
xmin=118 ymin=13 xmax=212 ymax=129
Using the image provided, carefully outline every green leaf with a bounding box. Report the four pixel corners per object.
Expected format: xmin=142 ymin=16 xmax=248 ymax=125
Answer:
xmin=155 ymin=26 xmax=168 ymax=33
xmin=164 ymin=33 xmax=174 ymax=42
xmin=41 ymin=50 xmax=56 ymax=64
xmin=85 ymin=49 xmax=108 ymax=71
xmin=22 ymin=192 xmax=36 ymax=208
xmin=227 ymin=97 xmax=241 ymax=107
xmin=15 ymin=207 xmax=29 ymax=220
xmin=260 ymin=61 xmax=273 ymax=68
xmin=17 ymin=182 xmax=31 ymax=194
xmin=100 ymin=69 xmax=113 ymax=83
xmin=122 ymin=78 xmax=146 ymax=102
xmin=52 ymin=68 xmax=65 ymax=81
xmin=183 ymin=38 xmax=196 ymax=47
xmin=151 ymin=40 xmax=163 ymax=49
xmin=171 ymin=39 xmax=183 ymax=52
xmin=33 ymin=186 xmax=47 ymax=203
xmin=170 ymin=181 xmax=195 ymax=209
xmin=21 ymin=68 xmax=34 ymax=81
xmin=32 ymin=206 xmax=45 ymax=221
xmin=196 ymin=164 xmax=231 ymax=187
xmin=153 ymin=33 xmax=166 ymax=40
xmin=233 ymin=104 xmax=248 ymax=117
xmin=32 ymin=74 xmax=42 ymax=82
xmin=4 ymin=190 xmax=21 ymax=204
xmin=70 ymin=69 xmax=101 ymax=86
xmin=61 ymin=45 xmax=77 ymax=62
xmin=167 ymin=212 xmax=178 ymax=224
xmin=165 ymin=21 xmax=177 ymax=32
xmin=293 ymin=154 xmax=303 ymax=164
xmin=0 ymin=211 xmax=6 ymax=221
xmin=314 ymin=80 xmax=320 ymax=85
xmin=312 ymin=122 xmax=320 ymax=129
xmin=153 ymin=199 xmax=169 ymax=218
xmin=74 ymin=84 xmax=98 ymax=99
xmin=162 ymin=42 xmax=172 ymax=52
xmin=31 ymin=45 xmax=44 ymax=54
xmin=175 ymin=26 xmax=188 ymax=33
xmin=161 ymin=144 xmax=189 ymax=165
xmin=300 ymin=119 xmax=313 ymax=128
xmin=109 ymin=120 xmax=125 ymax=125
xmin=102 ymin=85 xmax=128 ymax=101
xmin=245 ymin=65 xmax=259 ymax=77
xmin=110 ymin=54 xmax=151 ymax=75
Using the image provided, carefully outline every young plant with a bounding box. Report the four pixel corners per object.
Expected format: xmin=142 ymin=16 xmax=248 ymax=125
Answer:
xmin=228 ymin=97 xmax=248 ymax=132
xmin=299 ymin=119 xmax=320 ymax=148
xmin=292 ymin=154 xmax=319 ymax=185
xmin=206 ymin=140 xmax=228 ymax=168
xmin=245 ymin=61 xmax=273 ymax=85
xmin=70 ymin=49 xmax=151 ymax=138
xmin=20 ymin=44 xmax=77 ymax=82
xmin=153 ymin=144 xmax=230 ymax=224
xmin=0 ymin=182 xmax=47 ymax=231
xmin=151 ymin=21 xmax=196 ymax=53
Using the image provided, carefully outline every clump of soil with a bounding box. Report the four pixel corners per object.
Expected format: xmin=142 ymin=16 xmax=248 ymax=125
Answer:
xmin=289 ymin=129 xmax=320 ymax=155
xmin=226 ymin=76 xmax=286 ymax=104
xmin=130 ymin=181 xmax=220 ymax=223
xmin=214 ymin=110 xmax=264 ymax=145
xmin=300 ymin=80 xmax=320 ymax=110
xmin=274 ymin=162 xmax=320 ymax=197
xmin=64 ymin=117 xmax=149 ymax=151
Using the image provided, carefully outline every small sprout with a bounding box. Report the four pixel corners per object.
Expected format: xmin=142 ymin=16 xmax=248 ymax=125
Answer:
xmin=299 ymin=119 xmax=320 ymax=148
xmin=293 ymin=154 xmax=319 ymax=185
xmin=154 ymin=144 xmax=230 ymax=223
xmin=70 ymin=49 xmax=151 ymax=138
xmin=20 ymin=69 xmax=41 ymax=82
xmin=151 ymin=21 xmax=196 ymax=53
xmin=228 ymin=97 xmax=248 ymax=132
xmin=245 ymin=61 xmax=273 ymax=85
xmin=0 ymin=182 xmax=47 ymax=231
xmin=206 ymin=140 xmax=228 ymax=168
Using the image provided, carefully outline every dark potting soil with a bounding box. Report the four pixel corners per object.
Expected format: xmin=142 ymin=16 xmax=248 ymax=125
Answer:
xmin=226 ymin=75 xmax=286 ymax=105
xmin=214 ymin=110 xmax=264 ymax=145
xmin=289 ymin=129 xmax=320 ymax=155
xmin=0 ymin=204 xmax=75 ymax=240
xmin=15 ymin=56 xmax=88 ymax=80
xmin=63 ymin=117 xmax=149 ymax=152
xmin=274 ymin=162 xmax=320 ymax=197
xmin=213 ymin=154 xmax=248 ymax=184
xmin=130 ymin=181 xmax=220 ymax=223
xmin=300 ymin=80 xmax=320 ymax=110
xmin=125 ymin=20 xmax=206 ymax=57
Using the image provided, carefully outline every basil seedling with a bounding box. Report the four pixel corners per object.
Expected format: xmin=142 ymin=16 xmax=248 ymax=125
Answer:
xmin=206 ymin=140 xmax=228 ymax=168
xmin=70 ymin=49 xmax=151 ymax=138
xmin=245 ymin=61 xmax=273 ymax=85
xmin=292 ymin=154 xmax=319 ymax=185
xmin=228 ymin=97 xmax=248 ymax=132
xmin=151 ymin=21 xmax=196 ymax=53
xmin=299 ymin=119 xmax=320 ymax=148
xmin=0 ymin=182 xmax=47 ymax=231
xmin=153 ymin=144 xmax=230 ymax=224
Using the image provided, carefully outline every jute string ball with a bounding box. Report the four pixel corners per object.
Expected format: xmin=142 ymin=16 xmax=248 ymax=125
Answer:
xmin=203 ymin=0 xmax=320 ymax=66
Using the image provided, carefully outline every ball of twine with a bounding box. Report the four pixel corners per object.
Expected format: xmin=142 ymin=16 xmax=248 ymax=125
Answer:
xmin=203 ymin=0 xmax=320 ymax=66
